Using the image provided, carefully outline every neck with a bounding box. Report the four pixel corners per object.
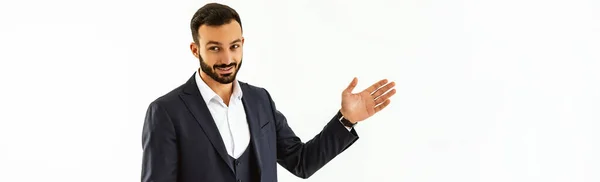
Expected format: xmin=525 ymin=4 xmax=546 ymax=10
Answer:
xmin=199 ymin=70 xmax=234 ymax=105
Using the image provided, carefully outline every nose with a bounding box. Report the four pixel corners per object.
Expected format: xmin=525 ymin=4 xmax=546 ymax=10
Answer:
xmin=220 ymin=51 xmax=234 ymax=65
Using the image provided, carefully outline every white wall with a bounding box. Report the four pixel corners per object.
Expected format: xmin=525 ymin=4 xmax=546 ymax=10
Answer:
xmin=0 ymin=0 xmax=598 ymax=181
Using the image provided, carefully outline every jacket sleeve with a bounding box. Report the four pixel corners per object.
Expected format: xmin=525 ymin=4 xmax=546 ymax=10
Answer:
xmin=264 ymin=89 xmax=359 ymax=179
xmin=141 ymin=102 xmax=178 ymax=182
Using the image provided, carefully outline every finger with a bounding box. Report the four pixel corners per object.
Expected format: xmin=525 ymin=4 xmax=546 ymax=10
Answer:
xmin=374 ymin=99 xmax=391 ymax=113
xmin=372 ymin=81 xmax=396 ymax=98
xmin=374 ymin=88 xmax=396 ymax=104
xmin=364 ymin=79 xmax=389 ymax=94
xmin=344 ymin=77 xmax=358 ymax=94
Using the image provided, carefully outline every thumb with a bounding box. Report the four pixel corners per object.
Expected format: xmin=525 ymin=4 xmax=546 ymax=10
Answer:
xmin=344 ymin=77 xmax=358 ymax=94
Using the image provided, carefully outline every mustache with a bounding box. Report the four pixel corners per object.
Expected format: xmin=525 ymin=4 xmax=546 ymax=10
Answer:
xmin=213 ymin=63 xmax=237 ymax=69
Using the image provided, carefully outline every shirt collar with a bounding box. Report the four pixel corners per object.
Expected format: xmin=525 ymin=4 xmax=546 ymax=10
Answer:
xmin=195 ymin=70 xmax=243 ymax=104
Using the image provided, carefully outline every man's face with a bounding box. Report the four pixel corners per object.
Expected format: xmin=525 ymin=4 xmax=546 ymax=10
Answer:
xmin=192 ymin=20 xmax=244 ymax=84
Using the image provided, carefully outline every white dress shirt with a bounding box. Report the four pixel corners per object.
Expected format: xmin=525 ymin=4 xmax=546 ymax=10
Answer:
xmin=195 ymin=71 xmax=353 ymax=158
xmin=195 ymin=71 xmax=249 ymax=159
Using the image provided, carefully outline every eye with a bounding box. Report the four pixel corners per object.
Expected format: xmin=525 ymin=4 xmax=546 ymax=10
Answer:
xmin=230 ymin=44 xmax=240 ymax=50
xmin=208 ymin=46 xmax=220 ymax=52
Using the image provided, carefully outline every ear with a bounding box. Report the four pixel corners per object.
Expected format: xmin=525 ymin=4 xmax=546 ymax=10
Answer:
xmin=190 ymin=42 xmax=199 ymax=59
xmin=241 ymin=37 xmax=245 ymax=45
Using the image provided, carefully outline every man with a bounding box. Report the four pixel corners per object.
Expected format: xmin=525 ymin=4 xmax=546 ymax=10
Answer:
xmin=141 ymin=3 xmax=396 ymax=182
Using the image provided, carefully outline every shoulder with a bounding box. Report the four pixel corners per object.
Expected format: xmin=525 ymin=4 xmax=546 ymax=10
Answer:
xmin=148 ymin=82 xmax=187 ymax=108
xmin=237 ymin=81 xmax=275 ymax=102
xmin=238 ymin=81 xmax=266 ymax=91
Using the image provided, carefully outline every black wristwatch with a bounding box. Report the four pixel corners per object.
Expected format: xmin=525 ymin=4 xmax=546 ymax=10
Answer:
xmin=338 ymin=111 xmax=356 ymax=127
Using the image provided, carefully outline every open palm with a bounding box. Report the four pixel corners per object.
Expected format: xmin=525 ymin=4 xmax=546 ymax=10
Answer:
xmin=340 ymin=77 xmax=396 ymax=123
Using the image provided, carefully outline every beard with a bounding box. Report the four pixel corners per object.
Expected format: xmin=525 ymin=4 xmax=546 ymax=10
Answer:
xmin=199 ymin=55 xmax=242 ymax=84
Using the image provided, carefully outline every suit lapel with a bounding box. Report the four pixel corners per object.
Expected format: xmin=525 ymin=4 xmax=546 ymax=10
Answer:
xmin=179 ymin=74 xmax=234 ymax=173
xmin=240 ymin=82 xmax=264 ymax=177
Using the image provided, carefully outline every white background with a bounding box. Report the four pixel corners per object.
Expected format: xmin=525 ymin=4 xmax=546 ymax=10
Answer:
xmin=0 ymin=0 xmax=598 ymax=181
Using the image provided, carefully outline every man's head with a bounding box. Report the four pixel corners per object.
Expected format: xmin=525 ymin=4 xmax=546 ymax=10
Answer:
xmin=190 ymin=3 xmax=244 ymax=84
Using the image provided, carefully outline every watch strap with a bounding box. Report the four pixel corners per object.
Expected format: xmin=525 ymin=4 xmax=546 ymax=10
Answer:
xmin=338 ymin=111 xmax=356 ymax=127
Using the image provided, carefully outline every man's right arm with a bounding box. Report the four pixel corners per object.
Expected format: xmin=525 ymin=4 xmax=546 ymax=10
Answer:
xmin=141 ymin=102 xmax=178 ymax=182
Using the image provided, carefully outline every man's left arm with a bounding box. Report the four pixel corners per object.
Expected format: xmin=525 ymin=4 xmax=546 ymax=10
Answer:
xmin=265 ymin=90 xmax=359 ymax=179
xmin=267 ymin=77 xmax=396 ymax=179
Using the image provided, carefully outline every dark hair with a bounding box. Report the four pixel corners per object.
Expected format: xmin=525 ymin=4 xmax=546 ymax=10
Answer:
xmin=190 ymin=3 xmax=242 ymax=45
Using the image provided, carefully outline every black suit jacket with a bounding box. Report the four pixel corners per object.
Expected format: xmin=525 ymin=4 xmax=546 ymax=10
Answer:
xmin=141 ymin=73 xmax=359 ymax=182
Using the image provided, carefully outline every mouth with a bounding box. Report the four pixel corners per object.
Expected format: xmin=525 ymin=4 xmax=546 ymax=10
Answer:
xmin=215 ymin=65 xmax=235 ymax=74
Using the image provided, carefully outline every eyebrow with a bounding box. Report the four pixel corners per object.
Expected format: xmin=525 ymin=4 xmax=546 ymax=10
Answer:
xmin=205 ymin=39 xmax=242 ymax=46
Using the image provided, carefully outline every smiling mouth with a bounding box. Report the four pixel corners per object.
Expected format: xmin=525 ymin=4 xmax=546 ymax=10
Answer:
xmin=216 ymin=66 xmax=234 ymax=71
